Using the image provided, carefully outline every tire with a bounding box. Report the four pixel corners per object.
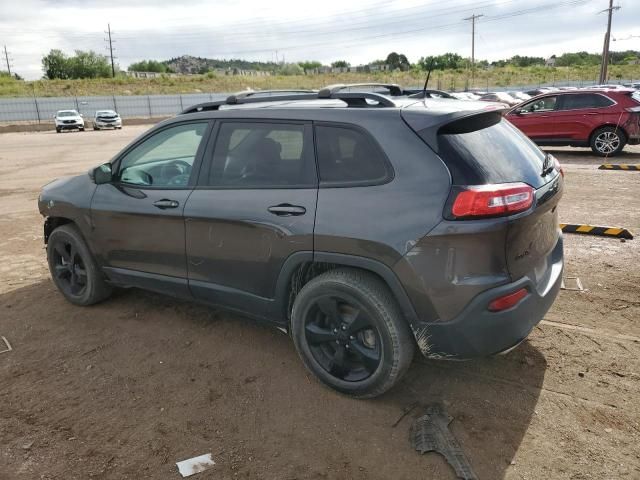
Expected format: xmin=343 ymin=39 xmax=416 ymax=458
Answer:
xmin=56 ymin=127 xmax=61 ymax=133
xmin=79 ymin=127 xmax=85 ymax=132
xmin=590 ymin=126 xmax=626 ymax=157
xmin=291 ymin=268 xmax=415 ymax=398
xmin=47 ymin=224 xmax=112 ymax=306
xmin=93 ymin=126 xmax=99 ymax=131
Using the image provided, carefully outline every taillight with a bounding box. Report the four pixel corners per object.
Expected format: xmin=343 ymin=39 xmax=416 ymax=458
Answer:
xmin=450 ymin=183 xmax=534 ymax=219
xmin=488 ymin=288 xmax=529 ymax=312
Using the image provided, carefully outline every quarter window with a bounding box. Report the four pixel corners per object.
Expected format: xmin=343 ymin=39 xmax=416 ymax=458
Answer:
xmin=207 ymin=122 xmax=315 ymax=187
xmin=315 ymin=125 xmax=391 ymax=185
xmin=117 ymin=122 xmax=208 ymax=187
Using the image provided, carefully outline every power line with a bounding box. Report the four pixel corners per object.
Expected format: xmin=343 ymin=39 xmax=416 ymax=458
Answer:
xmin=598 ymin=0 xmax=620 ymax=83
xmin=105 ymin=23 xmax=116 ymax=77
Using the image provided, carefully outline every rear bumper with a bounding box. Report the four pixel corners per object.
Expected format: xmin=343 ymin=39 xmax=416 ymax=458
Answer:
xmin=413 ymin=236 xmax=563 ymax=359
xmin=57 ymin=123 xmax=83 ymax=130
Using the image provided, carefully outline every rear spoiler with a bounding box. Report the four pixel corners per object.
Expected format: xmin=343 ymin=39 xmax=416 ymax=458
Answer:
xmin=401 ymin=108 xmax=505 ymax=153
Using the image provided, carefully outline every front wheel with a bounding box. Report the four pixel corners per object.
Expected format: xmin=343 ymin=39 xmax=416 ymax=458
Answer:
xmin=590 ymin=126 xmax=626 ymax=156
xmin=47 ymin=224 xmax=112 ymax=306
xmin=291 ymin=268 xmax=415 ymax=398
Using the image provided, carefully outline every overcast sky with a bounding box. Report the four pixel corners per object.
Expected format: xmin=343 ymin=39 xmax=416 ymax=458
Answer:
xmin=1 ymin=0 xmax=639 ymax=80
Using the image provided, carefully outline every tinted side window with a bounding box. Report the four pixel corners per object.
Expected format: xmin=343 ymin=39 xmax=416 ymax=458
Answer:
xmin=117 ymin=122 xmax=208 ymax=187
xmin=560 ymin=93 xmax=614 ymax=110
xmin=315 ymin=125 xmax=391 ymax=185
xmin=207 ymin=122 xmax=316 ymax=188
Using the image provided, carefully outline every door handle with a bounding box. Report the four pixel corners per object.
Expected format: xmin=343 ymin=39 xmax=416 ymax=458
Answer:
xmin=268 ymin=204 xmax=306 ymax=216
xmin=153 ymin=199 xmax=179 ymax=209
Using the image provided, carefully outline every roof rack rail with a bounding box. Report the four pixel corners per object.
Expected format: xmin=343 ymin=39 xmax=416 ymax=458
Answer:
xmin=226 ymin=89 xmax=318 ymax=104
xmin=180 ymin=86 xmax=398 ymax=114
xmin=318 ymin=83 xmax=404 ymax=97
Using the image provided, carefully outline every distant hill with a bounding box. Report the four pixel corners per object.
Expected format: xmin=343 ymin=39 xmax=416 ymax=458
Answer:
xmin=164 ymin=55 xmax=278 ymax=74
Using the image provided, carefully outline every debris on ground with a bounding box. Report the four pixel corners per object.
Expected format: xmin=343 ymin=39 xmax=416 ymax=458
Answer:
xmin=0 ymin=336 xmax=12 ymax=354
xmin=561 ymin=276 xmax=584 ymax=291
xmin=176 ymin=453 xmax=215 ymax=477
xmin=411 ymin=403 xmax=478 ymax=480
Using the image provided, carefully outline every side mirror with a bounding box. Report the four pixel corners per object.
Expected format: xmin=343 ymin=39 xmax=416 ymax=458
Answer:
xmin=512 ymin=108 xmax=522 ymax=115
xmin=90 ymin=163 xmax=113 ymax=184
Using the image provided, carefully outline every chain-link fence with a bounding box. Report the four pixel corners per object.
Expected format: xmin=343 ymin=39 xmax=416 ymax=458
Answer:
xmin=0 ymin=93 xmax=228 ymax=124
xmin=1 ymin=80 xmax=637 ymax=125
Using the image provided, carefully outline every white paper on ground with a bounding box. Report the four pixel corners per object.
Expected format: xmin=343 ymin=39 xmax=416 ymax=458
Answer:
xmin=176 ymin=453 xmax=215 ymax=477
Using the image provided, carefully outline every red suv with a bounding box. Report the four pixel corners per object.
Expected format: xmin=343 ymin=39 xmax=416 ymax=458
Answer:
xmin=505 ymin=89 xmax=640 ymax=156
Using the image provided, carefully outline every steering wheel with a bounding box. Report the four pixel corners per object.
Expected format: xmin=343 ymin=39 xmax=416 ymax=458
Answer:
xmin=170 ymin=159 xmax=192 ymax=174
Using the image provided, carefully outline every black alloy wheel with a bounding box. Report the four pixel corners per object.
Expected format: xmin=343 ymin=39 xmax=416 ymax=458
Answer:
xmin=51 ymin=239 xmax=88 ymax=297
xmin=304 ymin=294 xmax=382 ymax=382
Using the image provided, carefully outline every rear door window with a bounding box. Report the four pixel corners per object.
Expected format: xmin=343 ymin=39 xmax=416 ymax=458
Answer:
xmin=438 ymin=118 xmax=548 ymax=188
xmin=205 ymin=121 xmax=316 ymax=188
xmin=315 ymin=125 xmax=392 ymax=186
xmin=559 ymin=93 xmax=614 ymax=110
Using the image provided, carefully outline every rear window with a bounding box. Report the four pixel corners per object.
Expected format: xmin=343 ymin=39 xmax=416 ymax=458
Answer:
xmin=560 ymin=93 xmax=614 ymax=110
xmin=438 ymin=118 xmax=547 ymax=188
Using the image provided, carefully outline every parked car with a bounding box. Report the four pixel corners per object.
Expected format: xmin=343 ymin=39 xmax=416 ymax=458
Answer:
xmin=93 ymin=110 xmax=122 ymax=130
xmin=623 ymin=82 xmax=640 ymax=90
xmin=54 ymin=110 xmax=84 ymax=133
xmin=478 ymin=92 xmax=521 ymax=107
xmin=38 ymin=85 xmax=564 ymax=398
xmin=509 ymin=91 xmax=532 ymax=102
xmin=505 ymin=88 xmax=640 ymax=156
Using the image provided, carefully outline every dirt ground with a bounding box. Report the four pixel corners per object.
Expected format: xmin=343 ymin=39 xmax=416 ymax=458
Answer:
xmin=1 ymin=126 xmax=639 ymax=480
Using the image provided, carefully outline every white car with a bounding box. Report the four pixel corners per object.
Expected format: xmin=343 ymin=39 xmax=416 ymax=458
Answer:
xmin=93 ymin=110 xmax=122 ymax=130
xmin=55 ymin=110 xmax=85 ymax=133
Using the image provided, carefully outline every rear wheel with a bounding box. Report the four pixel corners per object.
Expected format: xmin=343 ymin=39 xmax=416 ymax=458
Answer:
xmin=291 ymin=268 xmax=415 ymax=398
xmin=56 ymin=127 xmax=61 ymax=133
xmin=47 ymin=224 xmax=112 ymax=306
xmin=590 ymin=126 xmax=626 ymax=156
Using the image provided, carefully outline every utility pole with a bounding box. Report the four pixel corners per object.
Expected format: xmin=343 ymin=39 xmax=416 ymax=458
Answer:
xmin=598 ymin=0 xmax=620 ymax=84
xmin=463 ymin=14 xmax=483 ymax=89
xmin=105 ymin=24 xmax=116 ymax=77
xmin=3 ymin=45 xmax=11 ymax=76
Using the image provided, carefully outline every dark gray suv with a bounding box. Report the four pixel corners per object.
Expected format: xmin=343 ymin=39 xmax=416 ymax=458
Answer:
xmin=38 ymin=84 xmax=564 ymax=398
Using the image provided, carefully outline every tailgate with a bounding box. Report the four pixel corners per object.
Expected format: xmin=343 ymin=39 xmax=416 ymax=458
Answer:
xmin=505 ymin=172 xmax=563 ymax=281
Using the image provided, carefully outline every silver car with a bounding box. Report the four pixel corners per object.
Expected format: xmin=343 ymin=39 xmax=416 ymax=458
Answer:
xmin=93 ymin=110 xmax=122 ymax=130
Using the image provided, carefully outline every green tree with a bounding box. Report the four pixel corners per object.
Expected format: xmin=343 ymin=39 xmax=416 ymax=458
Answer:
xmin=68 ymin=50 xmax=112 ymax=78
xmin=298 ymin=60 xmax=323 ymax=72
xmin=42 ymin=49 xmax=113 ymax=79
xmin=42 ymin=49 xmax=70 ymax=80
xmin=128 ymin=60 xmax=169 ymax=73
xmin=331 ymin=60 xmax=350 ymax=68
xmin=418 ymin=53 xmax=464 ymax=70
xmin=278 ymin=63 xmax=304 ymax=75
xmin=385 ymin=52 xmax=410 ymax=71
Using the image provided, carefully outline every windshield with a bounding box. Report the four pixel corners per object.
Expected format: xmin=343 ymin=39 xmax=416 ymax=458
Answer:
xmin=97 ymin=110 xmax=116 ymax=116
xmin=57 ymin=111 xmax=78 ymax=117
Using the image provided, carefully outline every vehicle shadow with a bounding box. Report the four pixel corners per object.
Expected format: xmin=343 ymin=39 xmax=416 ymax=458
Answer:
xmin=0 ymin=281 xmax=546 ymax=480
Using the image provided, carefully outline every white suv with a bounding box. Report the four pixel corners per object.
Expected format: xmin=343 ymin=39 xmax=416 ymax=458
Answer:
xmin=55 ymin=110 xmax=85 ymax=133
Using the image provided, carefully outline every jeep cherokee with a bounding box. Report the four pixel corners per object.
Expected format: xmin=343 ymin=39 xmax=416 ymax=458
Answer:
xmin=38 ymin=84 xmax=564 ymax=398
